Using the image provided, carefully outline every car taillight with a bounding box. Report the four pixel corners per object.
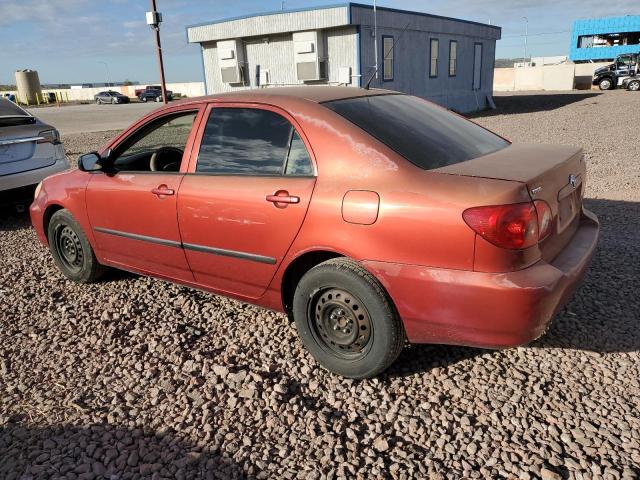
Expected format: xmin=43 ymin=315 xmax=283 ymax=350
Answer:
xmin=463 ymin=202 xmax=540 ymax=250
xmin=533 ymin=200 xmax=553 ymax=241
xmin=37 ymin=129 xmax=60 ymax=145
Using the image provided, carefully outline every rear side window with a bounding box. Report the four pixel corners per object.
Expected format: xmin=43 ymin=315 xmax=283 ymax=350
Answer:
xmin=323 ymin=95 xmax=509 ymax=170
xmin=197 ymin=107 xmax=313 ymax=176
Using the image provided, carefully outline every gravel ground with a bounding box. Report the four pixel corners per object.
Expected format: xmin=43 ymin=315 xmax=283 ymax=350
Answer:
xmin=1 ymin=90 xmax=639 ymax=479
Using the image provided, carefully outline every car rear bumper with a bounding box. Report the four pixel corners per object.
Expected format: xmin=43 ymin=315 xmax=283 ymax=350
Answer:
xmin=363 ymin=208 xmax=599 ymax=348
xmin=0 ymin=146 xmax=68 ymax=195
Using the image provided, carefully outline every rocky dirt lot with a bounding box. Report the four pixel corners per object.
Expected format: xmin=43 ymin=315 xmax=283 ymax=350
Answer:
xmin=1 ymin=90 xmax=639 ymax=479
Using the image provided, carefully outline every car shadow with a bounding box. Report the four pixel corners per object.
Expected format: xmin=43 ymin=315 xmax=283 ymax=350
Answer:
xmin=468 ymin=92 xmax=602 ymax=117
xmin=387 ymin=198 xmax=639 ymax=377
xmin=0 ymin=208 xmax=31 ymax=232
xmin=0 ymin=420 xmax=252 ymax=479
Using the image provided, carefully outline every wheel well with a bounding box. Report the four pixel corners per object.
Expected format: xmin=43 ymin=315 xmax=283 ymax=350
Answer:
xmin=281 ymin=250 xmax=343 ymax=316
xmin=43 ymin=204 xmax=64 ymax=238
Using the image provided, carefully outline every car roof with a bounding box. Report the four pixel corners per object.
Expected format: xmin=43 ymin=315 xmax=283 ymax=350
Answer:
xmin=172 ymin=86 xmax=398 ymax=107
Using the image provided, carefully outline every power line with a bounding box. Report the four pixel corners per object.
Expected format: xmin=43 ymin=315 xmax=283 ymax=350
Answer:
xmin=501 ymin=30 xmax=570 ymax=39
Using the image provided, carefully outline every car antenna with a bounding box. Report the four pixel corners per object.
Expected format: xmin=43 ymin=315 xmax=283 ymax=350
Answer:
xmin=364 ymin=22 xmax=411 ymax=90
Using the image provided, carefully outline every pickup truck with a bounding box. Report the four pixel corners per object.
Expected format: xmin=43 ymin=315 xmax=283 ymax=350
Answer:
xmin=134 ymin=85 xmax=173 ymax=101
xmin=592 ymin=53 xmax=639 ymax=90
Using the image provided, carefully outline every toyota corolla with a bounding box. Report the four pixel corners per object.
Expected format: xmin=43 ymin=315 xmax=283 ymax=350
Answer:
xmin=30 ymin=87 xmax=599 ymax=378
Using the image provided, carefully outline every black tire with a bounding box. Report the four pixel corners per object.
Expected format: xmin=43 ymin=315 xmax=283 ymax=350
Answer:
xmin=47 ymin=209 xmax=106 ymax=283
xmin=96 ymin=98 xmax=101 ymax=104
xmin=292 ymin=258 xmax=405 ymax=378
xmin=598 ymin=77 xmax=613 ymax=90
xmin=628 ymin=80 xmax=640 ymax=92
xmin=141 ymin=97 xmax=147 ymax=103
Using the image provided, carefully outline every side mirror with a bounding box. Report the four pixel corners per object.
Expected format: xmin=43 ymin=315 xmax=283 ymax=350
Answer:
xmin=78 ymin=152 xmax=103 ymax=172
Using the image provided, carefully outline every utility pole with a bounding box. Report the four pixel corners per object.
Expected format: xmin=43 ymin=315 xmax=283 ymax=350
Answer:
xmin=522 ymin=16 xmax=528 ymax=65
xmin=98 ymin=61 xmax=111 ymax=86
xmin=147 ymin=0 xmax=168 ymax=104
xmin=374 ymin=0 xmax=378 ymax=80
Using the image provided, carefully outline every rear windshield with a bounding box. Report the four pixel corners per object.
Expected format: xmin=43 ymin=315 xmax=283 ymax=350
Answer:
xmin=0 ymin=99 xmax=35 ymax=126
xmin=323 ymin=94 xmax=509 ymax=170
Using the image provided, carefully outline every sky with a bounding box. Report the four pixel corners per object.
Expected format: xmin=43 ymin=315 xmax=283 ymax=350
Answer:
xmin=0 ymin=0 xmax=638 ymax=85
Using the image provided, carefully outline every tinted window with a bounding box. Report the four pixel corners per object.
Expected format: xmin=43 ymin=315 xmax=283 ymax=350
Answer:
xmin=323 ymin=95 xmax=509 ymax=170
xmin=197 ymin=108 xmax=313 ymax=176
xmin=285 ymin=131 xmax=313 ymax=175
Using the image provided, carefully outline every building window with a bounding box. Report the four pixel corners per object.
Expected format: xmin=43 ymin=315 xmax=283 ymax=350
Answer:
xmin=382 ymin=36 xmax=394 ymax=81
xmin=449 ymin=40 xmax=457 ymax=76
xmin=430 ymin=38 xmax=439 ymax=77
xmin=578 ymin=32 xmax=640 ymax=48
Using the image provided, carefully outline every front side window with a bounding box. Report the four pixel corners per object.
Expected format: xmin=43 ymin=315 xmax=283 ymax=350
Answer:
xmin=323 ymin=94 xmax=509 ymax=170
xmin=113 ymin=111 xmax=197 ymax=172
xmin=382 ymin=36 xmax=394 ymax=81
xmin=197 ymin=107 xmax=313 ymax=176
xmin=449 ymin=41 xmax=457 ymax=76
xmin=430 ymin=38 xmax=439 ymax=77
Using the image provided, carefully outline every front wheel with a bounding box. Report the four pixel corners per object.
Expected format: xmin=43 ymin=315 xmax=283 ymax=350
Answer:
xmin=47 ymin=209 xmax=106 ymax=283
xmin=141 ymin=97 xmax=147 ymax=103
xmin=292 ymin=258 xmax=405 ymax=378
xmin=96 ymin=98 xmax=101 ymax=104
xmin=627 ymin=79 xmax=640 ymax=91
xmin=598 ymin=77 xmax=613 ymax=90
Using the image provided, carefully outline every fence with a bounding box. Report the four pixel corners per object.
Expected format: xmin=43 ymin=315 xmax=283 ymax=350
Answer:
xmin=493 ymin=62 xmax=611 ymax=92
xmin=3 ymin=82 xmax=206 ymax=105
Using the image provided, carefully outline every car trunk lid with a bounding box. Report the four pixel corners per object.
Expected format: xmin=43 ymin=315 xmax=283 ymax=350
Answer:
xmin=0 ymin=123 xmax=57 ymax=176
xmin=436 ymin=144 xmax=586 ymax=261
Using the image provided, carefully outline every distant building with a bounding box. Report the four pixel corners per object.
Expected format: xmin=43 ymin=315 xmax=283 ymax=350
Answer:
xmin=570 ymin=15 xmax=640 ymax=62
xmin=186 ymin=3 xmax=501 ymax=112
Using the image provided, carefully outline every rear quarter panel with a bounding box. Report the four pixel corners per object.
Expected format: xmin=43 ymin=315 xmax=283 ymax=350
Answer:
xmin=262 ymin=100 xmax=531 ymax=306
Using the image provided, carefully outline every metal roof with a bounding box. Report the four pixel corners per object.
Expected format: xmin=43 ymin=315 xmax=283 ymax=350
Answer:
xmin=186 ymin=2 xmax=500 ymax=44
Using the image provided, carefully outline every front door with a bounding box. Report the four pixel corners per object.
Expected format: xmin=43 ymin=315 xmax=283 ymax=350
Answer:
xmin=86 ymin=109 xmax=201 ymax=281
xmin=177 ymin=104 xmax=316 ymax=298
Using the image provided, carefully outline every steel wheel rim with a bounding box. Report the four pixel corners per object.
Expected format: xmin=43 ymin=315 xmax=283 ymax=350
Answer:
xmin=55 ymin=224 xmax=84 ymax=273
xmin=601 ymin=80 xmax=611 ymax=89
xmin=308 ymin=287 xmax=373 ymax=359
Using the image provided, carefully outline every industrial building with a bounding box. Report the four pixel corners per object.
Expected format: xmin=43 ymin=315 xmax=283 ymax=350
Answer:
xmin=569 ymin=15 xmax=640 ymax=62
xmin=186 ymin=3 xmax=501 ymax=112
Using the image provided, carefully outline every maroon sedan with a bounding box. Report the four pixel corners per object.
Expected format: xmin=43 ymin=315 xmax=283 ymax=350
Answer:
xmin=30 ymin=87 xmax=598 ymax=378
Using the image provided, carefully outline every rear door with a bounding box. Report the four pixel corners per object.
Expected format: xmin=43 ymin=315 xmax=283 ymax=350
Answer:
xmin=177 ymin=103 xmax=316 ymax=298
xmin=86 ymin=106 xmax=203 ymax=281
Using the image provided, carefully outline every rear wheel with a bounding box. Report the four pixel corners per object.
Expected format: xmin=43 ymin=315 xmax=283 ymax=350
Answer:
xmin=628 ymin=79 xmax=640 ymax=91
xmin=292 ymin=258 xmax=405 ymax=378
xmin=47 ymin=209 xmax=105 ymax=283
xmin=598 ymin=77 xmax=613 ymax=90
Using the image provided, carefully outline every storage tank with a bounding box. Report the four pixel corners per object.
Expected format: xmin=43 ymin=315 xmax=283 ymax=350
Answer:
xmin=15 ymin=69 xmax=43 ymax=104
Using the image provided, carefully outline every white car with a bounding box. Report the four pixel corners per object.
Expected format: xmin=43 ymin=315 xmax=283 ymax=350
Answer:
xmin=0 ymin=98 xmax=68 ymax=205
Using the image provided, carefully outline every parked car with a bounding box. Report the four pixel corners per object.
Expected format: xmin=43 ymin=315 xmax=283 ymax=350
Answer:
xmin=0 ymin=98 xmax=68 ymax=205
xmin=3 ymin=93 xmax=16 ymax=103
xmin=30 ymin=87 xmax=599 ymax=378
xmin=94 ymin=91 xmax=130 ymax=104
xmin=138 ymin=89 xmax=172 ymax=103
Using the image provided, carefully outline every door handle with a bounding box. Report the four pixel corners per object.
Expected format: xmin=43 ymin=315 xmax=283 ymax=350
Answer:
xmin=151 ymin=184 xmax=175 ymax=196
xmin=266 ymin=190 xmax=300 ymax=207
